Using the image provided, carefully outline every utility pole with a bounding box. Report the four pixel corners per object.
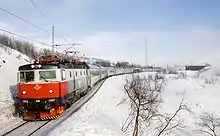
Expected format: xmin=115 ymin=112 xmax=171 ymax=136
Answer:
xmin=52 ymin=26 xmax=55 ymax=52
xmin=145 ymin=36 xmax=148 ymax=67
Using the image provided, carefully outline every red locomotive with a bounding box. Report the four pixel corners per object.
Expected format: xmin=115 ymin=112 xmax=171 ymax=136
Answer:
xmin=17 ymin=55 xmax=90 ymax=120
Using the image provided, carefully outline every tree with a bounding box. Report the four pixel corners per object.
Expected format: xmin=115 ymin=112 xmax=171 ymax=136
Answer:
xmin=195 ymin=112 xmax=220 ymax=136
xmin=122 ymin=74 xmax=191 ymax=136
xmin=0 ymin=33 xmax=44 ymax=59
xmin=155 ymin=98 xmax=191 ymax=136
xmin=122 ymin=74 xmax=165 ymax=136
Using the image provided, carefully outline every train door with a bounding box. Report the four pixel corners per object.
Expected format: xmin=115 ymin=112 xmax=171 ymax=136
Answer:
xmin=86 ymin=69 xmax=91 ymax=89
xmin=73 ymin=70 xmax=75 ymax=91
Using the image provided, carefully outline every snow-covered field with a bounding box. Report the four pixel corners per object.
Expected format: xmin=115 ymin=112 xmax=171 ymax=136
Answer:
xmin=48 ymin=75 xmax=130 ymax=136
xmin=0 ymin=45 xmax=29 ymax=124
xmin=0 ymin=44 xmax=220 ymax=136
xmin=48 ymin=68 xmax=220 ymax=136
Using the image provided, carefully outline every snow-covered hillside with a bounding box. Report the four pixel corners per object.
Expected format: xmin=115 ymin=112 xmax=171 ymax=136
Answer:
xmin=0 ymin=45 xmax=29 ymax=123
xmin=48 ymin=75 xmax=130 ymax=136
xmin=48 ymin=69 xmax=220 ymax=136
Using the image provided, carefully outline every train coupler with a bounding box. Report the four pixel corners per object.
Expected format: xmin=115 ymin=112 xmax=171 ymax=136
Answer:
xmin=40 ymin=106 xmax=65 ymax=120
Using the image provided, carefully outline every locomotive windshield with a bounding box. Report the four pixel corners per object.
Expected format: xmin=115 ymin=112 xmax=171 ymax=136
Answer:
xmin=20 ymin=71 xmax=34 ymax=82
xmin=39 ymin=70 xmax=56 ymax=81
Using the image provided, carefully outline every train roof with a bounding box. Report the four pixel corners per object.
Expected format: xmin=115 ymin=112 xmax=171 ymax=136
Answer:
xmin=31 ymin=55 xmax=90 ymax=69
xmin=105 ymin=66 xmax=116 ymax=70
xmin=18 ymin=63 xmax=66 ymax=71
xmin=19 ymin=61 xmax=90 ymax=70
xmin=87 ymin=64 xmax=101 ymax=69
xmin=98 ymin=65 xmax=108 ymax=70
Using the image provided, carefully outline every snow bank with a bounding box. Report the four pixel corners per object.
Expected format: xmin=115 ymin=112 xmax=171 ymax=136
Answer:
xmin=48 ymin=75 xmax=130 ymax=136
xmin=0 ymin=45 xmax=29 ymax=123
xmin=162 ymin=73 xmax=220 ymax=135
xmin=177 ymin=70 xmax=199 ymax=78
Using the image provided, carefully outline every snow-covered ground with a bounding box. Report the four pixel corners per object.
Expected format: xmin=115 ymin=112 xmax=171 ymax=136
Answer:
xmin=48 ymin=68 xmax=220 ymax=136
xmin=0 ymin=45 xmax=29 ymax=124
xmin=48 ymin=75 xmax=130 ymax=136
xmin=0 ymin=43 xmax=220 ymax=136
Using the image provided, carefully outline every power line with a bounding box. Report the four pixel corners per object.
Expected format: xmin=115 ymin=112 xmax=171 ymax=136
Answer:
xmin=52 ymin=26 xmax=74 ymax=45
xmin=29 ymin=0 xmax=45 ymax=17
xmin=26 ymin=2 xmax=71 ymax=45
xmin=0 ymin=28 xmax=51 ymax=47
xmin=0 ymin=4 xmax=76 ymax=52
xmin=26 ymin=2 xmax=76 ymax=48
xmin=61 ymin=43 xmax=81 ymax=53
xmin=0 ymin=7 xmax=49 ymax=34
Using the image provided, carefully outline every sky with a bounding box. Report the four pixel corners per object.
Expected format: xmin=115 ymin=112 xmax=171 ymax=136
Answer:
xmin=0 ymin=0 xmax=219 ymax=65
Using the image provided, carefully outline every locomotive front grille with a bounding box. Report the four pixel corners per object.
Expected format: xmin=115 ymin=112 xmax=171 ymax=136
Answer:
xmin=21 ymin=98 xmax=62 ymax=111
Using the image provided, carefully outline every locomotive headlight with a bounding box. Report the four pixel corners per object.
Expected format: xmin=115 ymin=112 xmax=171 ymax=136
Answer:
xmin=22 ymin=90 xmax=27 ymax=95
xmin=49 ymin=89 xmax=53 ymax=94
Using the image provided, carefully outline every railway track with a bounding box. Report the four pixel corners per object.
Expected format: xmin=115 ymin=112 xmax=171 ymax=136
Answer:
xmin=1 ymin=79 xmax=106 ymax=136
xmin=2 ymin=121 xmax=50 ymax=136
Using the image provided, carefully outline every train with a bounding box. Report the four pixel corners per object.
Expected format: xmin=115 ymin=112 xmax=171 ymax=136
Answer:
xmin=17 ymin=55 xmax=135 ymax=120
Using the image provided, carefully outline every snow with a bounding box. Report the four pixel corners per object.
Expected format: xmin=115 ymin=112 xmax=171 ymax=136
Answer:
xmin=0 ymin=43 xmax=219 ymax=136
xmin=161 ymin=74 xmax=220 ymax=135
xmin=0 ymin=45 xmax=29 ymax=124
xmin=48 ymin=75 xmax=130 ymax=136
xmin=48 ymin=68 xmax=220 ymax=136
xmin=48 ymin=72 xmax=157 ymax=136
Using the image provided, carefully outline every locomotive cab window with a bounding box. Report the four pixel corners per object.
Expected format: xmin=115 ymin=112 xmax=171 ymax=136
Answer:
xmin=20 ymin=71 xmax=34 ymax=82
xmin=39 ymin=70 xmax=56 ymax=81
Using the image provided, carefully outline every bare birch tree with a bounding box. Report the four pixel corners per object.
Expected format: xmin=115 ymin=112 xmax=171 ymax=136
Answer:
xmin=155 ymin=98 xmax=191 ymax=136
xmin=122 ymin=74 xmax=191 ymax=136
xmin=195 ymin=112 xmax=220 ymax=136
xmin=122 ymin=74 xmax=165 ymax=136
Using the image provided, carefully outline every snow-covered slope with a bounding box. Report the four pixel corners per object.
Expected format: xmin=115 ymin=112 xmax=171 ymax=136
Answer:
xmin=48 ymin=75 xmax=130 ymax=136
xmin=0 ymin=45 xmax=29 ymax=122
xmin=48 ymin=69 xmax=220 ymax=136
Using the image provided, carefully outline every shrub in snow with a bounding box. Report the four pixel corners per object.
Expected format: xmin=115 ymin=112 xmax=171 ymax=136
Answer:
xmin=204 ymin=77 xmax=216 ymax=84
xmin=195 ymin=112 xmax=220 ymax=136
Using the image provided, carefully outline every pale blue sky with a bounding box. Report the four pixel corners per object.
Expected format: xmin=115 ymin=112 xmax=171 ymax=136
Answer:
xmin=0 ymin=0 xmax=219 ymax=65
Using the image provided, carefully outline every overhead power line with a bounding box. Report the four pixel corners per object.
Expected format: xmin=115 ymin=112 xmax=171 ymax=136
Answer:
xmin=29 ymin=0 xmax=45 ymax=17
xmin=0 ymin=7 xmax=49 ymax=34
xmin=26 ymin=2 xmax=76 ymax=49
xmin=0 ymin=4 xmax=77 ymax=52
xmin=0 ymin=28 xmax=51 ymax=47
xmin=61 ymin=43 xmax=81 ymax=53
xmin=26 ymin=2 xmax=71 ymax=45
